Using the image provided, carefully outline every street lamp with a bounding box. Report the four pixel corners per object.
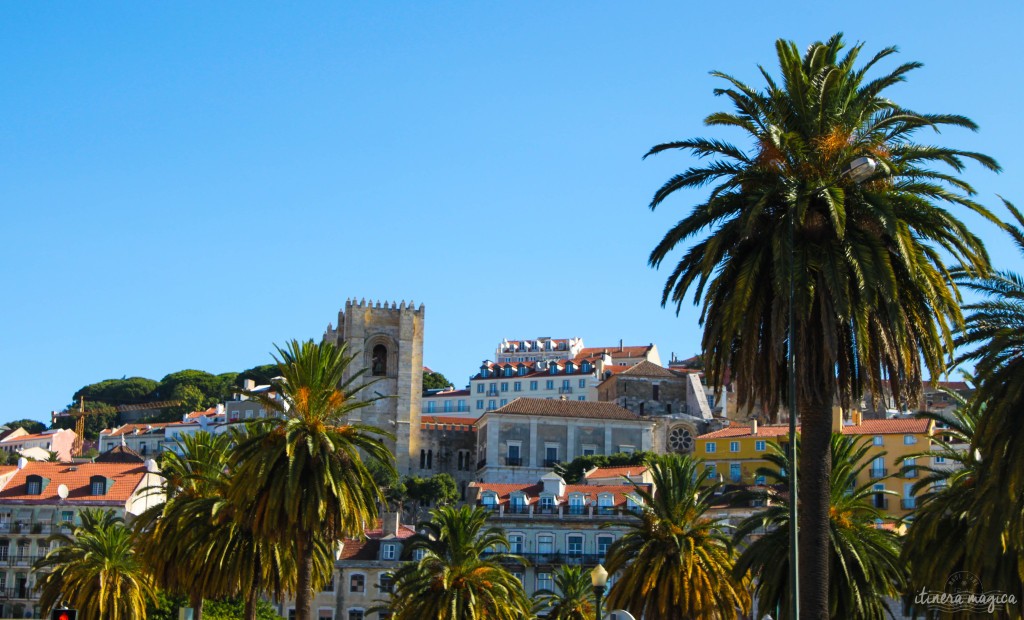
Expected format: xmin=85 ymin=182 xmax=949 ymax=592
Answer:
xmin=591 ymin=564 xmax=608 ymax=620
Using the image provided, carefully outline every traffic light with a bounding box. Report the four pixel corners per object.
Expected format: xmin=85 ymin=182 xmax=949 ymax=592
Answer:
xmin=51 ymin=609 xmax=77 ymax=620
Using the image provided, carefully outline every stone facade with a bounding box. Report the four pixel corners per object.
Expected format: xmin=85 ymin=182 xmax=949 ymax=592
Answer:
xmin=324 ymin=299 xmax=425 ymax=476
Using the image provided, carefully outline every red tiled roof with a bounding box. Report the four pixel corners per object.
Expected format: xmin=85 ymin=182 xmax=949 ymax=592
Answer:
xmin=585 ymin=466 xmax=648 ymax=480
xmin=421 ymin=416 xmax=478 ymax=431
xmin=698 ymin=418 xmax=932 ymax=440
xmin=472 ymin=481 xmax=642 ymax=507
xmin=185 ymin=407 xmax=219 ymax=419
xmin=100 ymin=422 xmax=181 ymax=437
xmin=1 ymin=430 xmax=71 ymax=443
xmin=490 ymin=398 xmax=642 ymax=421
xmin=339 ymin=523 xmax=417 ymax=560
xmin=619 ymin=360 xmax=677 ymax=378
xmin=0 ymin=462 xmax=149 ymax=504
xmin=423 ymin=389 xmax=471 ymax=399
xmin=841 ymin=418 xmax=931 ymax=435
xmin=577 ymin=345 xmax=653 ymax=359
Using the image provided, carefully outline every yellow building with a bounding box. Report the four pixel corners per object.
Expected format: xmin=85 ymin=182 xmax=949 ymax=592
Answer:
xmin=694 ymin=413 xmax=936 ymax=519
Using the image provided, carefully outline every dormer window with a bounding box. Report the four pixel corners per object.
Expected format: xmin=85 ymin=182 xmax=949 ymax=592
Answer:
xmin=518 ymin=366 xmax=527 ymax=376
xmin=381 ymin=543 xmax=396 ymax=560
xmin=482 ymin=493 xmax=498 ymax=508
xmin=505 ymin=367 xmax=514 ymax=377
xmin=565 ymin=362 xmax=574 ymax=374
xmin=90 ymin=476 xmax=109 ymax=496
xmin=549 ymin=365 xmax=558 ymax=375
xmin=25 ymin=475 xmax=47 ymax=496
xmin=581 ymin=362 xmax=591 ymax=373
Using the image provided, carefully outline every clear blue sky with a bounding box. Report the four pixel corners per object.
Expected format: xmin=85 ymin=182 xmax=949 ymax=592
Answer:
xmin=3 ymin=3 xmax=1022 ymax=422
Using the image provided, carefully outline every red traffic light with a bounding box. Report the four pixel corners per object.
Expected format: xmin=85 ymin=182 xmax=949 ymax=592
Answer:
xmin=52 ymin=610 xmax=76 ymax=620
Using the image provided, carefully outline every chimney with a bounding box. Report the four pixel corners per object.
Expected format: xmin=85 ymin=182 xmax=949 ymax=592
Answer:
xmin=382 ymin=512 xmax=400 ymax=537
xmin=243 ymin=379 xmax=256 ymax=391
xmin=852 ymin=410 xmax=863 ymax=426
xmin=831 ymin=406 xmax=843 ymax=431
xmin=750 ymin=419 xmax=758 ymax=436
xmin=619 ymin=339 xmax=624 ymax=352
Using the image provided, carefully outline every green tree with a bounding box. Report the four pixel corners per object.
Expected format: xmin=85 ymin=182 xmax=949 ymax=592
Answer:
xmin=644 ymin=34 xmax=996 ymax=616
xmin=734 ymin=435 xmax=907 ymax=619
xmin=534 ymin=565 xmax=596 ymax=620
xmin=228 ymin=340 xmax=395 ymax=620
xmin=422 ymin=369 xmax=452 ymax=391
xmin=402 ymin=473 xmax=458 ymax=516
xmin=604 ymin=454 xmax=749 ymax=619
xmin=163 ymin=383 xmax=208 ymax=419
xmin=384 ymin=505 xmax=531 ymax=620
xmin=72 ymin=376 xmax=158 ymax=407
xmin=35 ymin=508 xmax=157 ymax=620
xmin=155 ymin=370 xmax=224 ymax=405
xmin=203 ymin=597 xmax=282 ymax=620
xmin=2 ymin=419 xmax=46 ymax=434
xmin=236 ymin=364 xmax=280 ymax=389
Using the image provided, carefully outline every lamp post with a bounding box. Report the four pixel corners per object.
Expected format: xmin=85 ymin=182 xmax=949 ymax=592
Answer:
xmin=591 ymin=564 xmax=608 ymax=620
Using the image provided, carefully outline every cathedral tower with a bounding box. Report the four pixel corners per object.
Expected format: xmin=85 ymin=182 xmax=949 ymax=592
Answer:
xmin=323 ymin=299 xmax=424 ymax=475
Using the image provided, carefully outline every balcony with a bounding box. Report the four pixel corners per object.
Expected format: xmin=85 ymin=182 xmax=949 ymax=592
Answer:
xmin=543 ymin=459 xmax=561 ymax=468
xmin=487 ymin=552 xmax=605 ymax=567
xmin=558 ymin=387 xmax=573 ymax=395
xmin=0 ymin=586 xmax=35 ymax=600
xmin=505 ymin=457 xmax=523 ymax=467
xmin=486 ymin=389 xmax=500 ymax=397
xmin=901 ymin=498 xmax=917 ymax=510
xmin=506 ymin=504 xmax=529 ymax=515
xmin=870 ymin=468 xmax=888 ymax=479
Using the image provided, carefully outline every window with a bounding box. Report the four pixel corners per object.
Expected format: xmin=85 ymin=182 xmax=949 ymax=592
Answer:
xmin=904 ymin=435 xmax=917 ymax=445
xmin=578 ymin=396 xmax=585 ymax=401
xmin=500 ymin=398 xmax=507 ymax=407
xmin=567 ymin=534 xmax=583 ymax=556
xmin=509 ymin=534 xmax=524 ymax=554
xmin=90 ymin=476 xmax=107 ymax=496
xmin=569 ymin=494 xmax=585 ymax=514
xmin=506 ymin=441 xmax=521 ymax=466
xmin=582 ymin=444 xmax=597 ymax=457
xmin=537 ymin=572 xmax=553 ymax=592
xmin=382 ymin=543 xmax=396 ymax=560
xmin=935 ymin=456 xmax=946 ymax=465
xmin=488 ymin=399 xmax=497 ymax=410
xmin=477 ymin=384 xmax=484 ymax=393
xmin=501 ymin=382 xmax=509 ymax=392
xmin=730 ymin=463 xmax=742 ymax=483
xmin=322 ymin=575 xmax=335 ymax=592
xmin=25 ymin=476 xmax=43 ymax=496
xmin=318 ymin=611 xmax=333 ymax=620
xmin=904 ymin=457 xmax=917 ymax=478
xmin=371 ymin=345 xmax=388 ymax=376
xmin=413 ymin=548 xmax=426 ymax=561
xmin=482 ymin=493 xmax=498 ymax=508
xmin=546 ymin=380 xmax=554 ymax=390
xmin=873 ymin=436 xmax=884 ymax=446
xmin=426 ymin=401 xmax=436 ymax=413
xmin=705 ymin=463 xmax=717 ymax=477
xmin=579 ymin=379 xmax=586 ymax=388
xmin=537 ymin=535 xmax=554 ymax=554
xmin=350 ymin=574 xmax=365 ymax=593
xmin=540 ymin=495 xmax=554 ymax=510
xmin=545 ymin=444 xmax=558 ymax=466
xmin=513 ymin=381 xmax=522 ymax=392
xmin=443 ymin=400 xmax=452 ymax=413
xmin=509 ymin=493 xmax=527 ymax=513
xmin=729 ymin=441 xmax=740 ymax=453
xmin=379 ymin=573 xmax=394 ymax=593
xmin=597 ymin=535 xmax=614 ymax=557
xmin=705 ymin=442 xmax=717 ymax=453
xmin=476 ymin=400 xmax=484 ymax=410
xmin=348 ymin=611 xmax=364 ymax=620
xmin=755 ymin=440 xmax=766 ymax=451
xmin=653 ymin=384 xmax=660 ymax=401
xmin=529 ymin=381 xmax=538 ymax=391
xmin=755 ymin=475 xmax=766 ymax=486
xmin=619 ymin=445 xmax=635 ymax=455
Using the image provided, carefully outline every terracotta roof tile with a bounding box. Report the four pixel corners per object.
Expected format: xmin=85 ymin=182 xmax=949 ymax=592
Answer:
xmin=698 ymin=418 xmax=932 ymax=440
xmin=421 ymin=416 xmax=478 ymax=430
xmin=0 ymin=430 xmax=71 ymax=443
xmin=490 ymin=398 xmax=642 ymax=421
xmin=619 ymin=360 xmax=677 ymax=378
xmin=585 ymin=466 xmax=648 ymax=480
xmin=698 ymin=425 xmax=792 ymax=439
xmin=0 ymin=462 xmax=150 ymax=504
xmin=577 ymin=345 xmax=653 ymax=359
xmin=100 ymin=422 xmax=182 ymax=437
xmin=472 ymin=481 xmax=642 ymax=507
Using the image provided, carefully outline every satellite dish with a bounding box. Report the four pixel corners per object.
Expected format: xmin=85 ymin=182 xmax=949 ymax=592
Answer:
xmin=57 ymin=484 xmax=69 ymax=500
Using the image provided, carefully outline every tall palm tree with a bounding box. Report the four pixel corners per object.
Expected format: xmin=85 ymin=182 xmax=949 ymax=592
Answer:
xmin=604 ymin=454 xmax=749 ymax=619
xmin=534 ymin=565 xmax=596 ymax=620
xmin=734 ymin=435 xmax=907 ymax=619
xmin=35 ymin=508 xmax=156 ymax=620
xmin=645 ymin=33 xmax=997 ymax=616
xmin=227 ymin=339 xmax=396 ymax=620
xmin=384 ymin=505 xmax=531 ymax=620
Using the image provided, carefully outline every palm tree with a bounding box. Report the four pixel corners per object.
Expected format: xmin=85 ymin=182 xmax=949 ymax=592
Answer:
xmin=734 ymin=435 xmax=907 ymax=619
xmin=645 ymin=33 xmax=997 ymax=616
xmin=534 ymin=565 xmax=596 ymax=620
xmin=604 ymin=454 xmax=749 ymax=619
xmin=384 ymin=505 xmax=531 ymax=620
xmin=227 ymin=339 xmax=396 ymax=620
xmin=35 ymin=508 xmax=156 ymax=620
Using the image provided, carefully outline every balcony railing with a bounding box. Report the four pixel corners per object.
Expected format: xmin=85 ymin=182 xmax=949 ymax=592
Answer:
xmin=870 ymin=468 xmax=888 ymax=478
xmin=0 ymin=586 xmax=36 ymax=600
xmin=0 ymin=520 xmax=61 ymax=536
xmin=485 ymin=552 xmax=605 ymax=566
xmin=543 ymin=459 xmax=561 ymax=468
xmin=901 ymin=499 xmax=917 ymax=510
xmin=558 ymin=387 xmax=573 ymax=394
xmin=505 ymin=457 xmax=523 ymax=467
xmin=486 ymin=389 xmax=499 ymax=397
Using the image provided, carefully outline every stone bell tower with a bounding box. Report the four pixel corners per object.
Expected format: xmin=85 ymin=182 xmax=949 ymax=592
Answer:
xmin=323 ymin=299 xmax=424 ymax=475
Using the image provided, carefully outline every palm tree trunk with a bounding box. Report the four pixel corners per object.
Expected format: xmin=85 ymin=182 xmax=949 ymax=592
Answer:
xmin=244 ymin=581 xmax=259 ymax=620
xmin=295 ymin=534 xmax=314 ymax=620
xmin=190 ymin=592 xmax=203 ymax=620
xmin=796 ymin=318 xmax=834 ymax=620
